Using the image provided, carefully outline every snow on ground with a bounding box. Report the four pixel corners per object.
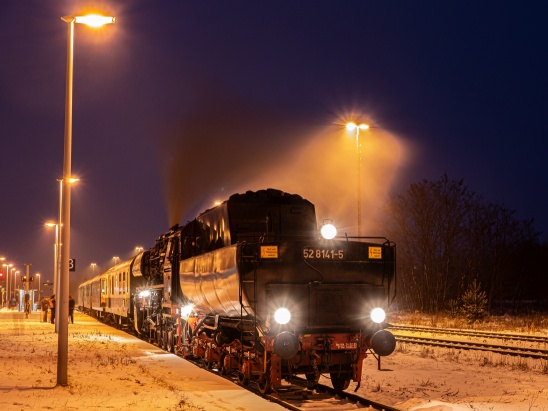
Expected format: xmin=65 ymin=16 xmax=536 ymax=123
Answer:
xmin=1 ymin=308 xmax=548 ymax=411
xmin=0 ymin=309 xmax=285 ymax=411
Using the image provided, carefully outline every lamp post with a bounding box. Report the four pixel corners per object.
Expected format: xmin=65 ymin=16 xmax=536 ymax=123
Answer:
xmin=345 ymin=122 xmax=369 ymax=238
xmin=45 ymin=222 xmax=59 ymax=296
xmin=53 ymin=177 xmax=79 ymax=334
xmin=14 ymin=271 xmax=20 ymax=305
xmin=0 ymin=257 xmax=4 ymax=307
xmin=135 ymin=246 xmax=143 ymax=254
xmin=36 ymin=273 xmax=41 ymax=304
xmin=2 ymin=263 xmax=11 ymax=307
xmin=112 ymin=256 xmax=119 ymax=266
xmin=58 ymin=13 xmax=115 ymax=387
xmin=9 ymin=266 xmax=16 ymax=305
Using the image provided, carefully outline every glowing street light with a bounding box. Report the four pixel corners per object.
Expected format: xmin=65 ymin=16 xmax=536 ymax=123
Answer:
xmin=57 ymin=12 xmax=115 ymax=387
xmin=345 ymin=122 xmax=370 ymax=237
xmin=135 ymin=246 xmax=143 ymax=254
xmin=112 ymin=256 xmax=120 ymax=266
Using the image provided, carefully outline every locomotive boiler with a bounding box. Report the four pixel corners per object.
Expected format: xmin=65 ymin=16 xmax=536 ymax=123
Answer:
xmin=78 ymin=188 xmax=396 ymax=393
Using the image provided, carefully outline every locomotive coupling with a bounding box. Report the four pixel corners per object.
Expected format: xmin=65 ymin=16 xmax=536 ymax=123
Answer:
xmin=370 ymin=329 xmax=396 ymax=356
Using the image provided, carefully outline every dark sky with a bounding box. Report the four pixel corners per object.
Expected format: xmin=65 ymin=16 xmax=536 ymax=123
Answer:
xmin=1 ymin=1 xmax=547 ymax=286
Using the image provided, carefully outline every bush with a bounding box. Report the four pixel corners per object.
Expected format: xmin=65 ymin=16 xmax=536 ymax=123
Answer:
xmin=461 ymin=280 xmax=488 ymax=323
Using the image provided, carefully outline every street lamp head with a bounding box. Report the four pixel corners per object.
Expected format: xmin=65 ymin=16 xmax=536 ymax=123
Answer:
xmin=346 ymin=122 xmax=369 ymax=131
xmin=64 ymin=14 xmax=115 ymax=28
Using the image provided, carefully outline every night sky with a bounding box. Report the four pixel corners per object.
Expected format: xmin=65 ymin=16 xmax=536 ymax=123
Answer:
xmin=1 ymin=1 xmax=547 ymax=288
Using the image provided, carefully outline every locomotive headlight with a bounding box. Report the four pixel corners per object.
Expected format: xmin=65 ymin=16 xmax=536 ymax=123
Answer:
xmin=371 ymin=307 xmax=386 ymax=323
xmin=274 ymin=308 xmax=291 ymax=325
xmin=180 ymin=304 xmax=194 ymax=320
xmin=320 ymin=223 xmax=337 ymax=240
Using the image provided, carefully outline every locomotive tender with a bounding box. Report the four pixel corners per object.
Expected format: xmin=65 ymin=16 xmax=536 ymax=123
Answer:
xmin=78 ymin=188 xmax=396 ymax=393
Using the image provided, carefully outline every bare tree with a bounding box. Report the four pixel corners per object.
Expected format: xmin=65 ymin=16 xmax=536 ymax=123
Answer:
xmin=386 ymin=174 xmax=540 ymax=313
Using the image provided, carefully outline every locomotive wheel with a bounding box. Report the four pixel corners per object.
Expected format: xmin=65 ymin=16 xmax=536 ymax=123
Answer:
xmin=166 ymin=330 xmax=174 ymax=353
xmin=330 ymin=372 xmax=351 ymax=392
xmin=220 ymin=354 xmax=231 ymax=375
xmin=155 ymin=329 xmax=162 ymax=346
xmin=238 ymin=372 xmax=250 ymax=386
xmin=218 ymin=353 xmax=226 ymax=375
xmin=258 ymin=373 xmax=272 ymax=395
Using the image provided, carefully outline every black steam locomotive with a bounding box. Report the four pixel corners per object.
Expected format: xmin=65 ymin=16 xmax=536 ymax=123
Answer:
xmin=78 ymin=189 xmax=396 ymax=393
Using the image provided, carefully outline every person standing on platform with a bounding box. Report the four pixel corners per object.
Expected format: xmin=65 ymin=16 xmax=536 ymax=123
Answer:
xmin=49 ymin=294 xmax=56 ymax=324
xmin=41 ymin=297 xmax=50 ymax=323
xmin=68 ymin=295 xmax=75 ymax=324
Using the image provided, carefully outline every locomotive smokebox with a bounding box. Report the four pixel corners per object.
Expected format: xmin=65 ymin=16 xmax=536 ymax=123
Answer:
xmin=371 ymin=329 xmax=396 ymax=356
xmin=273 ymin=331 xmax=300 ymax=359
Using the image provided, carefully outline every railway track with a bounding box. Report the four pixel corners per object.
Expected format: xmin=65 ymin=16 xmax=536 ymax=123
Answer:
xmin=96 ymin=317 xmax=403 ymax=411
xmin=189 ymin=358 xmax=404 ymax=411
xmin=390 ymin=324 xmax=548 ymax=344
xmin=390 ymin=324 xmax=548 ymax=360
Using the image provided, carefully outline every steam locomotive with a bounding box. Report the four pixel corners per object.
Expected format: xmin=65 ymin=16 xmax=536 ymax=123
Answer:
xmin=78 ymin=189 xmax=396 ymax=393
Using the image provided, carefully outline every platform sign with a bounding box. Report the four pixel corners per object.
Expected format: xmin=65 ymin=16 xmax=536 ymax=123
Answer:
xmin=69 ymin=258 xmax=76 ymax=272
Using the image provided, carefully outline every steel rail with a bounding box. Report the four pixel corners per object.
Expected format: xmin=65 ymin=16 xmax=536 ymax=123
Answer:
xmin=390 ymin=324 xmax=548 ymax=344
xmin=395 ymin=335 xmax=548 ymax=360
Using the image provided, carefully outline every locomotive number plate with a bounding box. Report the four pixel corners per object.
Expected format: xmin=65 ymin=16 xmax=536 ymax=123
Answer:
xmin=303 ymin=248 xmax=344 ymax=260
xmin=335 ymin=342 xmax=358 ymax=349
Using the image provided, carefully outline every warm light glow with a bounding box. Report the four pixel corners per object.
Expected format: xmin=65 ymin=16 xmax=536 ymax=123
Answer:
xmin=214 ymin=201 xmax=222 ymax=206
xmin=45 ymin=222 xmax=57 ymax=227
xmin=75 ymin=15 xmax=115 ymax=28
xmin=346 ymin=122 xmax=369 ymax=132
xmin=274 ymin=308 xmax=291 ymax=325
xmin=180 ymin=304 xmax=194 ymax=319
xmin=68 ymin=177 xmax=80 ymax=184
xmin=320 ymin=223 xmax=337 ymax=239
xmin=139 ymin=290 xmax=151 ymax=298
xmin=371 ymin=307 xmax=386 ymax=323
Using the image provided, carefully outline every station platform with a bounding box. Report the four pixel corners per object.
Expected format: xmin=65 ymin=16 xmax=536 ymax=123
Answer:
xmin=0 ymin=309 xmax=286 ymax=411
